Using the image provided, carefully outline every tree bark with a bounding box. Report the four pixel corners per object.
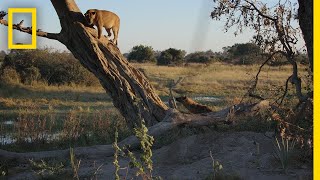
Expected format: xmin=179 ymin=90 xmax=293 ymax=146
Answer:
xmin=47 ymin=0 xmax=168 ymax=127
xmin=298 ymin=0 xmax=313 ymax=72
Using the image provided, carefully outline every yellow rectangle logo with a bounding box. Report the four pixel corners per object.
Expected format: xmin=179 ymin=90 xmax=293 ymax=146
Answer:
xmin=8 ymin=8 xmax=37 ymax=49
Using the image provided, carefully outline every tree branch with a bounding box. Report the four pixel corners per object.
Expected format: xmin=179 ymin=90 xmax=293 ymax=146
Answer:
xmin=278 ymin=75 xmax=292 ymax=105
xmin=244 ymin=0 xmax=277 ymax=21
xmin=0 ymin=19 xmax=62 ymax=41
xmin=246 ymin=51 xmax=283 ymax=100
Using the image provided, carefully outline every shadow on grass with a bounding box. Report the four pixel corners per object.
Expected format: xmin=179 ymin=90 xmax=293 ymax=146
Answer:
xmin=0 ymin=82 xmax=111 ymax=103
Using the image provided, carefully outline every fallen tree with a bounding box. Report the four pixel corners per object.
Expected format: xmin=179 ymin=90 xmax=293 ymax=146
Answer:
xmin=0 ymin=100 xmax=271 ymax=163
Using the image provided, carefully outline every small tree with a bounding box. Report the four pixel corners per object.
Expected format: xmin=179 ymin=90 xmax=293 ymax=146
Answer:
xmin=185 ymin=50 xmax=216 ymax=64
xmin=210 ymin=1 xmax=313 ymax=152
xmin=211 ymin=0 xmax=311 ymax=102
xmin=231 ymin=43 xmax=261 ymax=57
xmin=127 ymin=45 xmax=156 ymax=63
xmin=157 ymin=48 xmax=186 ymax=66
xmin=0 ymin=50 xmax=6 ymax=62
xmin=226 ymin=43 xmax=263 ymax=64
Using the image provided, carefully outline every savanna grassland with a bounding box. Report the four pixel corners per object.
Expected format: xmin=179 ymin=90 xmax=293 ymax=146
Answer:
xmin=0 ymin=62 xmax=308 ymax=152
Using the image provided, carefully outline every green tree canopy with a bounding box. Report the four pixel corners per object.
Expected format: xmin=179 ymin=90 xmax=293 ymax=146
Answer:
xmin=127 ymin=45 xmax=156 ymax=63
xmin=185 ymin=50 xmax=216 ymax=64
xmin=157 ymin=48 xmax=186 ymax=66
xmin=230 ymin=43 xmax=261 ymax=57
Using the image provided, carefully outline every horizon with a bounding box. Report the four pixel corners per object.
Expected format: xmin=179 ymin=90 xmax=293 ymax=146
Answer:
xmin=0 ymin=0 xmax=304 ymax=54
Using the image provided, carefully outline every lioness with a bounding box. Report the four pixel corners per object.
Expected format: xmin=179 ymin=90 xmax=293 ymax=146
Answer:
xmin=176 ymin=96 xmax=213 ymax=114
xmin=84 ymin=9 xmax=120 ymax=45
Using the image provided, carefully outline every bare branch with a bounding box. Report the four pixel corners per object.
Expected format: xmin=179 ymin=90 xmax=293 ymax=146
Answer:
xmin=0 ymin=19 xmax=62 ymax=41
xmin=278 ymin=75 xmax=292 ymax=105
xmin=244 ymin=0 xmax=277 ymax=21
xmin=246 ymin=51 xmax=284 ymax=100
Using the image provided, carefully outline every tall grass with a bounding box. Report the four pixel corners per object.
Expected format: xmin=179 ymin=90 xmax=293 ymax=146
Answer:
xmin=0 ymin=62 xmax=308 ymax=152
xmin=0 ymin=105 xmax=129 ymax=152
xmin=273 ymin=137 xmax=296 ymax=173
xmin=132 ymin=62 xmax=307 ymax=98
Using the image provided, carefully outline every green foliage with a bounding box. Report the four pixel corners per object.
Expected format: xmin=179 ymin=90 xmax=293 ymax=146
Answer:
xmin=269 ymin=53 xmax=308 ymax=66
xmin=128 ymin=45 xmax=156 ymax=63
xmin=209 ymin=151 xmax=223 ymax=179
xmin=205 ymin=151 xmax=241 ymax=180
xmin=206 ymin=151 xmax=242 ymax=180
xmin=221 ymin=43 xmax=263 ymax=65
xmin=22 ymin=66 xmax=41 ymax=85
xmin=0 ymin=67 xmax=20 ymax=84
xmin=220 ymin=43 xmax=303 ymax=66
xmin=157 ymin=48 xmax=186 ymax=66
xmin=113 ymin=130 xmax=121 ymax=180
xmin=29 ymin=159 xmax=64 ymax=178
xmin=134 ymin=120 xmax=154 ymax=172
xmin=29 ymin=149 xmax=102 ymax=179
xmin=0 ymin=161 xmax=8 ymax=176
xmin=0 ymin=49 xmax=99 ymax=86
xmin=230 ymin=43 xmax=261 ymax=57
xmin=70 ymin=147 xmax=81 ymax=180
xmin=112 ymin=120 xmax=157 ymax=179
xmin=125 ymin=120 xmax=155 ymax=178
xmin=272 ymin=137 xmax=296 ymax=173
xmin=185 ymin=50 xmax=217 ymax=64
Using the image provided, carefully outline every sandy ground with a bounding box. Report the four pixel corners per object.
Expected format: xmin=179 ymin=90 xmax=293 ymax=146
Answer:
xmin=5 ymin=131 xmax=312 ymax=180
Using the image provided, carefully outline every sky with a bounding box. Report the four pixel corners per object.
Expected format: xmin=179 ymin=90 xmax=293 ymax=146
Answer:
xmin=0 ymin=0 xmax=302 ymax=54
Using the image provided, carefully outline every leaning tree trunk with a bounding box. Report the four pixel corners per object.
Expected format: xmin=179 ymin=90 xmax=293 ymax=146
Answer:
xmin=49 ymin=0 xmax=168 ymax=127
xmin=298 ymin=0 xmax=313 ymax=72
xmin=0 ymin=1 xmax=275 ymax=160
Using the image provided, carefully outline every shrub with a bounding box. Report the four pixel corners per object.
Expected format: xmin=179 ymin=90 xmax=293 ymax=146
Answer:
xmin=157 ymin=48 xmax=186 ymax=66
xmin=221 ymin=43 xmax=264 ymax=65
xmin=0 ymin=67 xmax=20 ymax=84
xmin=127 ymin=45 xmax=156 ymax=63
xmin=272 ymin=137 xmax=296 ymax=173
xmin=21 ymin=66 xmax=41 ymax=85
xmin=235 ymin=54 xmax=264 ymax=65
xmin=185 ymin=50 xmax=217 ymax=64
xmin=0 ymin=49 xmax=100 ymax=86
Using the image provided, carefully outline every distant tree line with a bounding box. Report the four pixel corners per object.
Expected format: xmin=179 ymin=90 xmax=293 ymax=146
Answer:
xmin=126 ymin=43 xmax=307 ymax=66
xmin=0 ymin=42 xmax=308 ymax=86
xmin=0 ymin=49 xmax=99 ymax=86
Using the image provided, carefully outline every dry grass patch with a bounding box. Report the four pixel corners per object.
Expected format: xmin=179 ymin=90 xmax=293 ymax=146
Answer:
xmin=132 ymin=62 xmax=306 ymax=97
